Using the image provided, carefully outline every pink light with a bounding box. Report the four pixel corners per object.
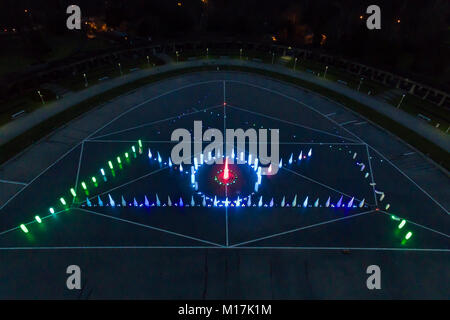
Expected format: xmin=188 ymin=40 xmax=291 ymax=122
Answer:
xmin=223 ymin=157 xmax=229 ymax=180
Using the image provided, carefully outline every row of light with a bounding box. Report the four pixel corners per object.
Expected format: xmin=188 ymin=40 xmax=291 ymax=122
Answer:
xmin=19 ymin=140 xmax=146 ymax=234
xmin=81 ymin=193 xmax=363 ymax=209
xmin=348 ymin=147 xmax=412 ymax=243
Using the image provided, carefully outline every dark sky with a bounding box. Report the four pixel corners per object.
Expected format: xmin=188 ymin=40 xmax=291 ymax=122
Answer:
xmin=0 ymin=0 xmax=449 ymax=84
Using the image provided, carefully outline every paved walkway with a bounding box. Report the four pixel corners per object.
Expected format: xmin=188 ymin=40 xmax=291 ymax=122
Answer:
xmin=1 ymin=58 xmax=448 ymax=153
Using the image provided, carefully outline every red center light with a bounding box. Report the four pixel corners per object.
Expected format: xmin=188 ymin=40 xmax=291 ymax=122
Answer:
xmin=223 ymin=157 xmax=229 ymax=180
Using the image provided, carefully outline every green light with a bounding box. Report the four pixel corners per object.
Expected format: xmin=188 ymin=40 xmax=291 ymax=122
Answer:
xmin=100 ymin=168 xmax=105 ymax=176
xmin=125 ymin=152 xmax=129 ymax=159
xmin=60 ymin=197 xmax=67 ymax=205
xmin=405 ymin=231 xmax=413 ymax=240
xmin=108 ymin=161 xmax=114 ymax=169
xmin=35 ymin=215 xmax=42 ymax=223
xmin=117 ymin=156 xmax=121 ymax=164
xmin=20 ymin=224 xmax=29 ymax=233
xmin=70 ymin=188 xmax=77 ymax=197
xmin=132 ymin=146 xmax=136 ymax=153
xmin=49 ymin=207 xmax=55 ymax=214
xmin=138 ymin=140 xmax=143 ymax=148
xmin=398 ymin=219 xmax=406 ymax=229
xmin=92 ymin=176 xmax=97 ymax=183
xmin=81 ymin=182 xmax=87 ymax=190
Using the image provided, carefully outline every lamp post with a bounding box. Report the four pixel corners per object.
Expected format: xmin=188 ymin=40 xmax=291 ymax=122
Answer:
xmin=357 ymin=77 xmax=364 ymax=91
xmin=146 ymin=55 xmax=150 ymax=66
xmin=239 ymin=48 xmax=242 ymax=60
xmin=176 ymin=51 xmax=179 ymax=63
xmin=118 ymin=62 xmax=123 ymax=76
xmin=397 ymin=94 xmax=406 ymax=109
xmin=324 ymin=66 xmax=328 ymax=79
xmin=83 ymin=73 xmax=88 ymax=87
xmin=293 ymin=57 xmax=298 ymax=70
xmin=37 ymin=90 xmax=44 ymax=105
xmin=271 ymin=52 xmax=275 ymax=64
xmin=206 ymin=48 xmax=209 ymax=58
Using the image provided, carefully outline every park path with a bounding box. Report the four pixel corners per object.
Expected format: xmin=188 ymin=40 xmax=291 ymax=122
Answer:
xmin=1 ymin=58 xmax=448 ymax=153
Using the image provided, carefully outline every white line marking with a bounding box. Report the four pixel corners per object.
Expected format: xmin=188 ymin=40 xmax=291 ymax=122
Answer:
xmin=325 ymin=112 xmax=336 ymax=117
xmin=228 ymin=246 xmax=450 ymax=252
xmin=230 ymin=210 xmax=375 ymax=247
xmin=224 ymin=80 xmax=229 ymax=247
xmin=85 ymin=140 xmax=365 ymax=145
xmin=0 ymin=246 xmax=447 ymax=252
xmin=0 ymin=143 xmax=82 ymax=210
xmin=227 ymin=104 xmax=358 ymax=143
xmin=281 ymin=167 xmax=372 ymax=205
xmin=380 ymin=211 xmax=449 ymax=238
xmin=370 ymin=146 xmax=449 ymax=215
xmin=77 ymin=208 xmax=224 ymax=247
xmin=78 ymin=166 xmax=168 ymax=205
xmin=90 ymin=104 xmax=222 ymax=141
xmin=0 ymin=80 xmax=223 ymax=211
xmin=72 ymin=141 xmax=85 ymax=204
xmin=227 ymin=80 xmax=448 ymax=215
xmin=0 ymin=179 xmax=28 ymax=186
xmin=365 ymin=144 xmax=378 ymax=207
xmin=227 ymin=80 xmax=363 ymax=143
xmin=86 ymin=80 xmax=225 ymax=140
xmin=339 ymin=120 xmax=358 ymax=126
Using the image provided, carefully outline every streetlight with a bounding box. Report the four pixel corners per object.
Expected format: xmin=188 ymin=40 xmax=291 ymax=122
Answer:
xmin=357 ymin=77 xmax=364 ymax=91
xmin=271 ymin=52 xmax=275 ymax=64
xmin=293 ymin=57 xmax=298 ymax=70
xmin=37 ymin=90 xmax=44 ymax=105
xmin=83 ymin=73 xmax=88 ymax=87
xmin=118 ymin=62 xmax=123 ymax=76
xmin=324 ymin=66 xmax=328 ymax=79
xmin=239 ymin=48 xmax=242 ymax=59
xmin=397 ymin=94 xmax=406 ymax=109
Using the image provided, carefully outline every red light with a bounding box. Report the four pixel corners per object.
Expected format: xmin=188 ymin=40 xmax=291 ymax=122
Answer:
xmin=223 ymin=102 xmax=227 ymax=106
xmin=223 ymin=157 xmax=229 ymax=180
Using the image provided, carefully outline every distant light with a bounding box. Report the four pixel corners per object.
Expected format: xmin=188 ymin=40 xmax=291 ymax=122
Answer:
xmin=359 ymin=15 xmax=363 ymax=19
xmin=405 ymin=231 xmax=412 ymax=240
xmin=20 ymin=224 xmax=29 ymax=233
xmin=100 ymin=168 xmax=105 ymax=176
xmin=35 ymin=216 xmax=42 ymax=223
xmin=81 ymin=182 xmax=87 ymax=190
xmin=177 ymin=2 xmax=182 ymax=6
xmin=60 ymin=197 xmax=67 ymax=205
xmin=271 ymin=36 xmax=277 ymax=42
xmin=108 ymin=161 xmax=114 ymax=169
xmin=92 ymin=176 xmax=97 ymax=183
xmin=70 ymin=188 xmax=77 ymax=197
xmin=49 ymin=207 xmax=55 ymax=214
xmin=397 ymin=19 xmax=401 ymax=23
xmin=398 ymin=219 xmax=406 ymax=229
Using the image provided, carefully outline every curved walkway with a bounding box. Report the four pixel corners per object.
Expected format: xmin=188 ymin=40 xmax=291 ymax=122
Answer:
xmin=1 ymin=59 xmax=448 ymax=153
